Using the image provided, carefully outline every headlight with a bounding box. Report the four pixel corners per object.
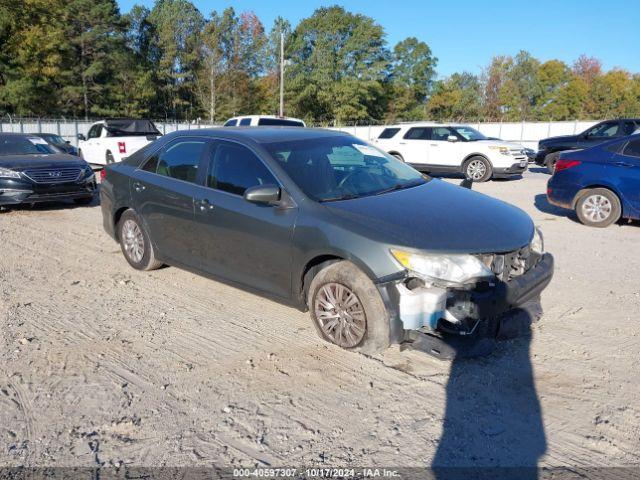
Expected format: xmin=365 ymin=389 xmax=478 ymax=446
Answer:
xmin=0 ymin=167 xmax=21 ymax=179
xmin=391 ymin=249 xmax=494 ymax=285
xmin=531 ymin=227 xmax=544 ymax=254
xmin=488 ymin=145 xmax=509 ymax=155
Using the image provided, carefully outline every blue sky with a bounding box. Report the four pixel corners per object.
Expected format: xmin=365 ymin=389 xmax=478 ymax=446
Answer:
xmin=116 ymin=0 xmax=640 ymax=78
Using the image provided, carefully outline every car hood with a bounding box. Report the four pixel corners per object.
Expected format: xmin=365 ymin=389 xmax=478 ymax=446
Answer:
xmin=475 ymin=140 xmax=524 ymax=149
xmin=323 ymin=179 xmax=534 ymax=254
xmin=539 ymin=134 xmax=579 ymax=146
xmin=0 ymin=153 xmax=86 ymax=170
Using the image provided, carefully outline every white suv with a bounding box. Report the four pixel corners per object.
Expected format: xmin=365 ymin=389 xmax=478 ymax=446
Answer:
xmin=374 ymin=123 xmax=528 ymax=182
xmin=223 ymin=115 xmax=306 ymax=127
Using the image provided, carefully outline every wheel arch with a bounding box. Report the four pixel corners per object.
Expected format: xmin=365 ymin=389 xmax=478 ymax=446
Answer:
xmin=113 ymin=206 xmax=131 ymax=241
xmin=296 ymin=251 xmax=380 ymax=309
xmin=387 ymin=150 xmax=404 ymax=160
xmin=461 ymin=152 xmax=492 ymax=167
xmin=571 ymin=184 xmax=623 ymax=209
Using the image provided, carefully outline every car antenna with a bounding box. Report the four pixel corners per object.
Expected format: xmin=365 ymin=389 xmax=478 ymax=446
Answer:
xmin=460 ymin=178 xmax=473 ymax=190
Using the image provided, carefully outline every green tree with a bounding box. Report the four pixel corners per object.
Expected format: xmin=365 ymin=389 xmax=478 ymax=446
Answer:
xmin=286 ymin=6 xmax=389 ymax=123
xmin=427 ymin=72 xmax=482 ymax=121
xmin=388 ymin=37 xmax=437 ymax=120
xmin=148 ymin=0 xmax=204 ymax=119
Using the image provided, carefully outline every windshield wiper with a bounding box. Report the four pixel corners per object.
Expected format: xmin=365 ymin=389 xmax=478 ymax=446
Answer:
xmin=318 ymin=193 xmax=361 ymax=203
xmin=373 ymin=180 xmax=424 ymax=196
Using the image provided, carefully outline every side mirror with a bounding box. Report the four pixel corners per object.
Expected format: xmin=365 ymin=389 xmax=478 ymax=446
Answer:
xmin=447 ymin=135 xmax=458 ymax=142
xmin=244 ymin=184 xmax=281 ymax=204
xmin=77 ymin=133 xmax=86 ymax=141
xmin=65 ymin=140 xmax=71 ymax=144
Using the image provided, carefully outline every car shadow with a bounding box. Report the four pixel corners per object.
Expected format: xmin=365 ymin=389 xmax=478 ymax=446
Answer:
xmin=528 ymin=167 xmax=550 ymax=174
xmin=428 ymin=173 xmax=524 ymax=182
xmin=432 ymin=302 xmax=546 ymax=479
xmin=533 ymin=194 xmax=580 ymax=224
xmin=0 ymin=190 xmax=100 ymax=213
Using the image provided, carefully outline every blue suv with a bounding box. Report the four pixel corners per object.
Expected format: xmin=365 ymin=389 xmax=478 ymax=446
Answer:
xmin=547 ymin=134 xmax=640 ymax=227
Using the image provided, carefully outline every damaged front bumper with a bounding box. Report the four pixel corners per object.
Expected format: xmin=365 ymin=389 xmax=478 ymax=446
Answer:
xmin=377 ymin=253 xmax=554 ymax=357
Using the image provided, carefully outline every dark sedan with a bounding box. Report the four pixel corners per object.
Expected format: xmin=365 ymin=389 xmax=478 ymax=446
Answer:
xmin=0 ymin=133 xmax=96 ymax=209
xmin=32 ymin=133 xmax=79 ymax=156
xmin=536 ymin=118 xmax=640 ymax=173
xmin=100 ymin=128 xmax=553 ymax=356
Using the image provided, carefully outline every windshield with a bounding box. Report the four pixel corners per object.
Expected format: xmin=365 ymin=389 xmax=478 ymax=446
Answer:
xmin=454 ymin=126 xmax=487 ymax=141
xmin=0 ymin=136 xmax=58 ymax=155
xmin=39 ymin=134 xmax=65 ymax=144
xmin=264 ymin=136 xmax=427 ymax=202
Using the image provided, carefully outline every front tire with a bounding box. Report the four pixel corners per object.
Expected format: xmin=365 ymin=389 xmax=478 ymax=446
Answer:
xmin=308 ymin=261 xmax=391 ymax=354
xmin=118 ymin=209 xmax=163 ymax=270
xmin=575 ymin=188 xmax=621 ymax=228
xmin=464 ymin=156 xmax=492 ymax=182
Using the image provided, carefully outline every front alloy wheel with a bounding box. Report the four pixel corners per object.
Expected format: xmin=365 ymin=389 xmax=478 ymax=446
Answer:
xmin=464 ymin=156 xmax=492 ymax=182
xmin=314 ymin=283 xmax=367 ymax=348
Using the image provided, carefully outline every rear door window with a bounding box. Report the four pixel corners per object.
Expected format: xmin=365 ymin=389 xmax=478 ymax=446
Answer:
xmin=378 ymin=128 xmax=400 ymax=139
xmin=622 ymin=139 xmax=640 ymax=158
xmin=142 ymin=139 xmax=208 ymax=183
xmin=403 ymin=127 xmax=431 ymax=140
xmin=208 ymin=142 xmax=278 ymax=196
xmin=239 ymin=118 xmax=252 ymax=126
xmin=622 ymin=121 xmax=640 ymax=135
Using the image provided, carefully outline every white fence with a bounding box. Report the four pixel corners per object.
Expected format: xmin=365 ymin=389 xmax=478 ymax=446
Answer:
xmin=0 ymin=119 xmax=600 ymax=150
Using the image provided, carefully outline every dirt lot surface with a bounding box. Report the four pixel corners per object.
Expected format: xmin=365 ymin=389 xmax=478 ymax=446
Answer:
xmin=1 ymin=168 xmax=639 ymax=470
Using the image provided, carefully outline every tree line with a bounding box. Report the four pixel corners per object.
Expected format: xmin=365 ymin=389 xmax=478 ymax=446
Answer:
xmin=1 ymin=0 xmax=639 ymax=124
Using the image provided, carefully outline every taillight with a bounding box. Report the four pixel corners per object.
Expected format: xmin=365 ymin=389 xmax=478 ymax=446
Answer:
xmin=100 ymin=168 xmax=107 ymax=182
xmin=554 ymin=159 xmax=581 ymax=173
xmin=118 ymin=142 xmax=126 ymax=154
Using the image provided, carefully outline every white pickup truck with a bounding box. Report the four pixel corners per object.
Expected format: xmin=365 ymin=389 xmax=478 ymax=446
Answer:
xmin=78 ymin=119 xmax=162 ymax=165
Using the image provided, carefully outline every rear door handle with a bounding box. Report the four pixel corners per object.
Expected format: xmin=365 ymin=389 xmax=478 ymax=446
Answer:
xmin=614 ymin=161 xmax=635 ymax=168
xmin=430 ymin=144 xmax=438 ymax=147
xmin=133 ymin=181 xmax=146 ymax=192
xmin=196 ymin=198 xmax=215 ymax=212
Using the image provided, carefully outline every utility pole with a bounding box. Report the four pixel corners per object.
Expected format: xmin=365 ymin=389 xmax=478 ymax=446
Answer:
xmin=279 ymin=32 xmax=285 ymax=117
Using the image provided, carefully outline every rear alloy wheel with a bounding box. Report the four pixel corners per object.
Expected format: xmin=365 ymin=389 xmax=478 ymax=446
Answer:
xmin=118 ymin=209 xmax=162 ymax=270
xmin=464 ymin=156 xmax=492 ymax=182
xmin=308 ymin=261 xmax=390 ymax=354
xmin=575 ymin=188 xmax=621 ymax=228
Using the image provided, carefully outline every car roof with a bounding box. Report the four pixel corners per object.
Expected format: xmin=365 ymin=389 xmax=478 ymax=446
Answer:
xmin=168 ymin=127 xmax=349 ymax=144
xmin=384 ymin=122 xmax=473 ymax=128
xmin=228 ymin=115 xmax=305 ymax=122
xmin=0 ymin=132 xmax=39 ymax=138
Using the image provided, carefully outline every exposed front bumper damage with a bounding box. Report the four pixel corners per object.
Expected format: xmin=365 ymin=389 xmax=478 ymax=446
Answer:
xmin=377 ymin=253 xmax=554 ymax=359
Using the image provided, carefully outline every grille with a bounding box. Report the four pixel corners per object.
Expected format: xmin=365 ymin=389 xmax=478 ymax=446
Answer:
xmin=483 ymin=246 xmax=535 ymax=282
xmin=23 ymin=167 xmax=82 ymax=184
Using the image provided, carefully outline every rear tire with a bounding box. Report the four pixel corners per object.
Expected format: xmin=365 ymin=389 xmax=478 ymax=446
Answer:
xmin=544 ymin=152 xmax=560 ymax=174
xmin=390 ymin=152 xmax=404 ymax=162
xmin=308 ymin=261 xmax=390 ymax=354
xmin=575 ymin=188 xmax=621 ymax=228
xmin=464 ymin=156 xmax=492 ymax=182
xmin=118 ymin=209 xmax=163 ymax=270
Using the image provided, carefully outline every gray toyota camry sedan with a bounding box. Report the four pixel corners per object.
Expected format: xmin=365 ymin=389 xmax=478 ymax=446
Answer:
xmin=100 ymin=128 xmax=553 ymax=356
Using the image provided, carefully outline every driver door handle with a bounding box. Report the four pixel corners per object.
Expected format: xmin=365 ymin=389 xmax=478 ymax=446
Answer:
xmin=196 ymin=198 xmax=215 ymax=212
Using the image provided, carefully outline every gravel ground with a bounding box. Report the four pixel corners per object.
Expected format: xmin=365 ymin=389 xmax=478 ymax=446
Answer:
xmin=0 ymin=168 xmax=639 ymax=470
